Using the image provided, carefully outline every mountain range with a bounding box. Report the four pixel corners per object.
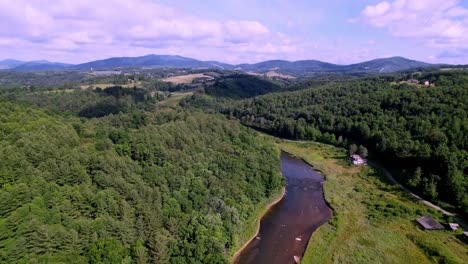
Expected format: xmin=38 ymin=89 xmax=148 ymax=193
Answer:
xmin=0 ymin=55 xmax=438 ymax=75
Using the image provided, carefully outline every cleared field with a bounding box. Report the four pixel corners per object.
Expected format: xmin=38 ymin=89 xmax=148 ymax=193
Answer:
xmin=278 ymin=141 xmax=468 ymax=264
xmin=441 ymin=68 xmax=467 ymax=71
xmin=161 ymin=73 xmax=207 ymax=84
xmin=245 ymin=71 xmax=295 ymax=79
xmin=80 ymin=82 xmax=141 ymax=89
xmin=390 ymin=81 xmax=425 ymax=88
xmin=265 ymin=71 xmax=295 ymax=79
xmin=245 ymin=71 xmax=263 ymax=76
xmin=158 ymin=91 xmax=194 ymax=108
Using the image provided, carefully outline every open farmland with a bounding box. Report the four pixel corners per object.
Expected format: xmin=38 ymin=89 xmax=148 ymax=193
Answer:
xmin=80 ymin=81 xmax=141 ymax=89
xmin=161 ymin=73 xmax=208 ymax=84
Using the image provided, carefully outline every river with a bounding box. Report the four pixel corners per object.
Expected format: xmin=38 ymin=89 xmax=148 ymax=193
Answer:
xmin=233 ymin=152 xmax=332 ymax=264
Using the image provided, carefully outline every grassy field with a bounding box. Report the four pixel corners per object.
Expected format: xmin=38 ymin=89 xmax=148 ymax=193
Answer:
xmin=278 ymin=140 xmax=468 ymax=264
xmin=80 ymin=82 xmax=141 ymax=89
xmin=161 ymin=73 xmax=207 ymax=84
xmin=157 ymin=91 xmax=194 ymax=109
xmin=265 ymin=71 xmax=295 ymax=79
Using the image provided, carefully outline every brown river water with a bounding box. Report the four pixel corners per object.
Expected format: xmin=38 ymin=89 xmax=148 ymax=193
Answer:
xmin=233 ymin=152 xmax=332 ymax=264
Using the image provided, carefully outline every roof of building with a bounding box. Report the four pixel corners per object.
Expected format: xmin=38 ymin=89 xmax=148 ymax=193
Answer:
xmin=449 ymin=223 xmax=459 ymax=230
xmin=416 ymin=216 xmax=444 ymax=230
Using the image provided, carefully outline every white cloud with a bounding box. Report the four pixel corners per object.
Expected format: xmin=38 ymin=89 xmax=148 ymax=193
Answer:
xmin=0 ymin=0 xmax=294 ymax=63
xmin=360 ymin=0 xmax=468 ymax=50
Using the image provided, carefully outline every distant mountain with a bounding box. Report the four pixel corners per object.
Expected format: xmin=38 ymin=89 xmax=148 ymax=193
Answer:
xmin=236 ymin=60 xmax=341 ymax=75
xmin=10 ymin=61 xmax=72 ymax=71
xmin=235 ymin=57 xmax=431 ymax=76
xmin=0 ymin=59 xmax=26 ymax=69
xmin=342 ymin=57 xmax=431 ymax=73
xmin=1 ymin=55 xmax=435 ymax=75
xmin=73 ymin=54 xmax=221 ymax=70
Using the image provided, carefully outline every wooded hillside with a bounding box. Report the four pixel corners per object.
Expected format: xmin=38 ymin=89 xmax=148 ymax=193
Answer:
xmin=0 ymin=101 xmax=283 ymax=263
xmin=186 ymin=71 xmax=468 ymax=217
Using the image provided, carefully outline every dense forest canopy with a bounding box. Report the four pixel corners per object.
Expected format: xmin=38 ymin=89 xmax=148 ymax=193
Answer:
xmin=0 ymin=67 xmax=467 ymax=263
xmin=0 ymin=100 xmax=283 ymax=263
xmin=2 ymin=86 xmax=163 ymax=118
xmin=205 ymin=74 xmax=283 ymax=99
xmin=185 ymin=71 xmax=468 ymax=216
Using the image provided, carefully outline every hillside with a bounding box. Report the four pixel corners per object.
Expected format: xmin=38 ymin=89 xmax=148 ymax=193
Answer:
xmin=204 ymin=74 xmax=283 ymax=99
xmin=73 ymin=55 xmax=217 ymax=70
xmin=10 ymin=61 xmax=71 ymax=71
xmin=342 ymin=56 xmax=431 ymax=73
xmin=236 ymin=57 xmax=431 ymax=76
xmin=1 ymin=55 xmax=436 ymax=76
xmin=236 ymin=60 xmax=341 ymax=76
xmin=185 ymin=71 xmax=468 ymax=219
xmin=0 ymin=59 xmax=25 ymax=69
xmin=0 ymin=100 xmax=283 ymax=263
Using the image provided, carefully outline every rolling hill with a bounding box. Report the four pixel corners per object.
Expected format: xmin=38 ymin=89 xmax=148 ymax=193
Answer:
xmin=73 ymin=54 xmax=218 ymax=70
xmin=1 ymin=55 xmax=436 ymax=75
xmin=10 ymin=61 xmax=72 ymax=71
xmin=342 ymin=56 xmax=431 ymax=73
xmin=236 ymin=59 xmax=340 ymax=72
xmin=235 ymin=57 xmax=432 ymax=76
xmin=0 ymin=59 xmax=26 ymax=69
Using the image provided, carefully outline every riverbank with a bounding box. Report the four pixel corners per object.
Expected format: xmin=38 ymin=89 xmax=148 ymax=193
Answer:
xmin=232 ymin=152 xmax=332 ymax=263
xmin=230 ymin=187 xmax=285 ymax=262
xmin=280 ymin=140 xmax=468 ymax=264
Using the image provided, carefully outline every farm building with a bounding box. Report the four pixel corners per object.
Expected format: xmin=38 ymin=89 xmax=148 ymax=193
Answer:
xmin=448 ymin=223 xmax=460 ymax=231
xmin=415 ymin=216 xmax=444 ymax=230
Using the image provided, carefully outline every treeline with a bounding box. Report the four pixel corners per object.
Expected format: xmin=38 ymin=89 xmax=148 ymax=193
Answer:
xmin=0 ymin=71 xmax=88 ymax=88
xmin=0 ymin=100 xmax=283 ymax=263
xmin=2 ymin=86 xmax=162 ymax=118
xmin=205 ymin=74 xmax=283 ymax=99
xmin=185 ymin=72 xmax=468 ymax=216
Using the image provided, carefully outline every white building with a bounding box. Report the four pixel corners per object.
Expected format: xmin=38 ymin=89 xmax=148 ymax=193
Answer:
xmin=351 ymin=154 xmax=366 ymax=165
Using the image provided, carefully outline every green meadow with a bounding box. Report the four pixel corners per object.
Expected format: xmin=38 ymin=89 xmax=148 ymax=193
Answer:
xmin=279 ymin=141 xmax=468 ymax=264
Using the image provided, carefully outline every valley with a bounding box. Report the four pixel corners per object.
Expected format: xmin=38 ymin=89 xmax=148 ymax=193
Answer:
xmin=280 ymin=141 xmax=468 ymax=263
xmin=0 ymin=57 xmax=466 ymax=263
xmin=2 ymin=1 xmax=468 ymax=263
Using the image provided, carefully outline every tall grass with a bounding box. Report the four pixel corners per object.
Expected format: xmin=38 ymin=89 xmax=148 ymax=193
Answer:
xmin=279 ymin=141 xmax=468 ymax=264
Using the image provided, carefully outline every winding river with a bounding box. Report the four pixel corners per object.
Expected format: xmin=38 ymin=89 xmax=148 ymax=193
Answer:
xmin=233 ymin=152 xmax=332 ymax=264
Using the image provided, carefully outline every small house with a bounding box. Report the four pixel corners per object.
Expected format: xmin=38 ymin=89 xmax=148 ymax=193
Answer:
xmin=415 ymin=216 xmax=444 ymax=230
xmin=351 ymin=154 xmax=366 ymax=165
xmin=424 ymin=80 xmax=430 ymax=86
xmin=448 ymin=223 xmax=460 ymax=231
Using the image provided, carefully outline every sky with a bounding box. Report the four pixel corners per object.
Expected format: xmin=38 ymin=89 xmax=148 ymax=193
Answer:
xmin=1 ymin=0 xmax=468 ymax=64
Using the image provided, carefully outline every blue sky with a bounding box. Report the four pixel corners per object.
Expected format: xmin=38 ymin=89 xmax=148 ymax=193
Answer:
xmin=1 ymin=0 xmax=467 ymax=64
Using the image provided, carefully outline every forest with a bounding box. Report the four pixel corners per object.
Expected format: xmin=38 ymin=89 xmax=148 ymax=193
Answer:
xmin=0 ymin=68 xmax=467 ymax=263
xmin=184 ymin=71 xmax=468 ymax=217
xmin=0 ymin=98 xmax=283 ymax=263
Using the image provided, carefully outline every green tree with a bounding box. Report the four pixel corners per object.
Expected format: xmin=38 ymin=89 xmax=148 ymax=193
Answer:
xmin=348 ymin=144 xmax=358 ymax=156
xmin=408 ymin=167 xmax=422 ymax=188
xmin=357 ymin=145 xmax=368 ymax=158
xmin=88 ymin=239 xmax=127 ymax=264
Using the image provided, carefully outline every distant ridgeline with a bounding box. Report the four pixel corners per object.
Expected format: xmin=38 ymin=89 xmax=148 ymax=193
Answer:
xmin=185 ymin=71 xmax=468 ymax=217
xmin=0 ymin=100 xmax=283 ymax=262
